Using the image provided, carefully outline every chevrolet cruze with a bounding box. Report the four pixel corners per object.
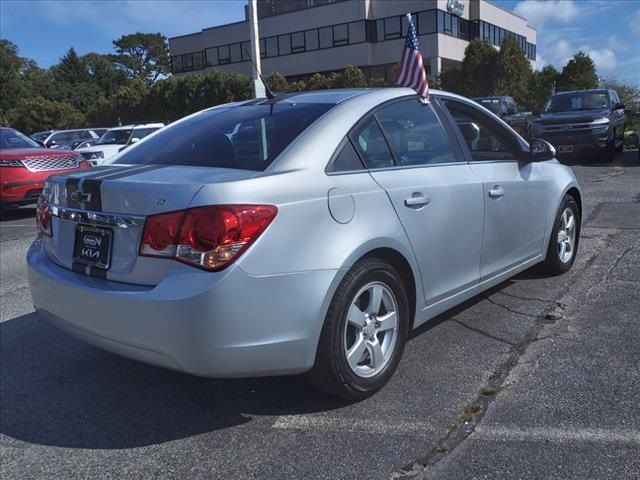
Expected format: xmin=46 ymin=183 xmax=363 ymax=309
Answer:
xmin=27 ymin=89 xmax=582 ymax=399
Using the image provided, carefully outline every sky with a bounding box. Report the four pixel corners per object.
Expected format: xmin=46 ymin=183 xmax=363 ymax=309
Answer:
xmin=1 ymin=0 xmax=639 ymax=84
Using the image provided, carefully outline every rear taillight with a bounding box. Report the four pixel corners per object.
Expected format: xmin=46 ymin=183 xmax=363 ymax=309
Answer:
xmin=139 ymin=205 xmax=277 ymax=271
xmin=36 ymin=195 xmax=52 ymax=237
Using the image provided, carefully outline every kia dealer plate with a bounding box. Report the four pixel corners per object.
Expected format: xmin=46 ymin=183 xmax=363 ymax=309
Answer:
xmin=74 ymin=225 xmax=113 ymax=269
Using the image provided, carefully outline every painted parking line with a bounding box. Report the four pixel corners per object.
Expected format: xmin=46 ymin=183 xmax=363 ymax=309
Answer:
xmin=474 ymin=425 xmax=640 ymax=444
xmin=273 ymin=414 xmax=441 ymax=436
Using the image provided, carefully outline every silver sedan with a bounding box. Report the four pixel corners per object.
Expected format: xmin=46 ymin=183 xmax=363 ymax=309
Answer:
xmin=28 ymin=88 xmax=582 ymax=399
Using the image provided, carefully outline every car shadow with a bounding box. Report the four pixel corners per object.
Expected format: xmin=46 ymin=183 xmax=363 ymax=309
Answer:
xmin=0 ymin=312 xmax=351 ymax=450
xmin=0 ymin=274 xmax=526 ymax=451
xmin=564 ymin=150 xmax=639 ymax=167
xmin=0 ymin=206 xmax=36 ymax=222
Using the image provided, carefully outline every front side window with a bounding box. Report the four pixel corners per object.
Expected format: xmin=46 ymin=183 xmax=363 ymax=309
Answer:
xmin=349 ymin=117 xmax=394 ymax=169
xmin=115 ymin=103 xmax=335 ymax=171
xmin=376 ymin=100 xmax=457 ymax=166
xmin=442 ymin=100 xmax=521 ymax=162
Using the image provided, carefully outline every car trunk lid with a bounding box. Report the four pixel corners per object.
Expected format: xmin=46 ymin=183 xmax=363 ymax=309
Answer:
xmin=42 ymin=164 xmax=259 ymax=285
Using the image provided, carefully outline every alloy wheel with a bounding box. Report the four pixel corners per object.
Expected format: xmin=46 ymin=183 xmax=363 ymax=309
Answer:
xmin=343 ymin=282 xmax=399 ymax=378
xmin=557 ymin=207 xmax=576 ymax=264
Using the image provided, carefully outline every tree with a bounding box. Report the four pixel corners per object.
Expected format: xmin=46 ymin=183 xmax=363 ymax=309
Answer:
xmin=265 ymin=71 xmax=289 ymax=92
xmin=53 ymin=47 xmax=88 ymax=84
xmin=83 ymin=52 xmax=129 ymax=97
xmin=495 ymin=35 xmax=532 ymax=107
xmin=331 ymin=65 xmax=367 ymax=88
xmin=0 ymin=39 xmax=25 ymax=122
xmin=111 ymin=33 xmax=170 ymax=84
xmin=599 ymin=77 xmax=640 ymax=112
xmin=459 ymin=39 xmax=499 ymax=97
xmin=527 ymin=64 xmax=559 ymax=110
xmin=8 ymin=97 xmax=84 ymax=132
xmin=558 ymin=51 xmax=598 ymax=92
xmin=307 ymin=73 xmax=331 ymax=90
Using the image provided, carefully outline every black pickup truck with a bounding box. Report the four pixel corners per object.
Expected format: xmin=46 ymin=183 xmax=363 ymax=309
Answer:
xmin=529 ymin=89 xmax=626 ymax=162
xmin=472 ymin=96 xmax=531 ymax=136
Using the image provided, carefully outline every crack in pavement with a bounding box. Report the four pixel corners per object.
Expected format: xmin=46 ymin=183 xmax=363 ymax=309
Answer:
xmin=495 ymin=290 xmax=563 ymax=306
xmin=389 ymin=228 xmax=622 ymax=480
xmin=484 ymin=297 xmax=540 ymax=319
xmin=451 ymin=319 xmax=515 ymax=347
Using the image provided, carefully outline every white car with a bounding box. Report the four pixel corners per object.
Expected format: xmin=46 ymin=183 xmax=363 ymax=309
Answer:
xmin=76 ymin=123 xmax=164 ymax=166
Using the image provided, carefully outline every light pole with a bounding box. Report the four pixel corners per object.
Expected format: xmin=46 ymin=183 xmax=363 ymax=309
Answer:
xmin=247 ymin=0 xmax=266 ymax=98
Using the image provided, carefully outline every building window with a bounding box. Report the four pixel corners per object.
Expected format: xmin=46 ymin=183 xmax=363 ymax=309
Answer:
xmin=230 ymin=43 xmax=242 ymax=63
xmin=193 ymin=51 xmax=203 ymax=70
xmin=305 ymin=29 xmax=319 ymax=50
xmin=183 ymin=53 xmax=193 ymax=71
xmin=172 ymin=55 xmax=183 ymax=73
xmin=205 ymin=47 xmax=218 ymax=66
xmin=291 ymin=31 xmax=305 ymax=53
xmin=266 ymin=36 xmax=278 ymax=57
xmin=383 ymin=16 xmax=401 ymax=40
xmin=241 ymin=41 xmax=251 ymax=61
xmin=333 ymin=23 xmax=348 ymax=46
xmin=319 ymin=26 xmax=333 ymax=48
xmin=418 ymin=10 xmax=436 ymax=34
xmin=349 ymin=21 xmax=365 ymax=43
xmin=218 ymin=45 xmax=230 ymax=64
xmin=278 ymin=34 xmax=292 ymax=55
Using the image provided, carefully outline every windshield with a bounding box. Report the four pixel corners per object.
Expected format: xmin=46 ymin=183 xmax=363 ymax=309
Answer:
xmin=96 ymin=129 xmax=133 ymax=145
xmin=543 ymin=92 xmax=610 ymax=113
xmin=477 ymin=99 xmax=500 ymax=114
xmin=31 ymin=131 xmax=50 ymax=142
xmin=115 ymin=102 xmax=334 ymax=171
xmin=1 ymin=129 xmax=41 ymax=149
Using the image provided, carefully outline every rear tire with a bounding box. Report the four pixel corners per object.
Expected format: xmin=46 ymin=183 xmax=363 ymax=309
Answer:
xmin=308 ymin=258 xmax=410 ymax=400
xmin=539 ymin=195 xmax=580 ymax=275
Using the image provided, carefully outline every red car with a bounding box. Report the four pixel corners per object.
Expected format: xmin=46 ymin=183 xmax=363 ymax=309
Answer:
xmin=1 ymin=127 xmax=89 ymax=209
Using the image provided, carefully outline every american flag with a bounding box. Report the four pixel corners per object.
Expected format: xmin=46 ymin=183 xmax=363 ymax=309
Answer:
xmin=395 ymin=14 xmax=429 ymax=100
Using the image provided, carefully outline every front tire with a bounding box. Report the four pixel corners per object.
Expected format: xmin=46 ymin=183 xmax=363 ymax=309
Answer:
xmin=540 ymin=195 xmax=580 ymax=275
xmin=308 ymin=258 xmax=410 ymax=400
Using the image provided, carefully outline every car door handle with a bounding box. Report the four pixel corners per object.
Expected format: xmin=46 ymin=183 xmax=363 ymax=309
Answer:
xmin=488 ymin=186 xmax=505 ymax=198
xmin=404 ymin=194 xmax=431 ymax=208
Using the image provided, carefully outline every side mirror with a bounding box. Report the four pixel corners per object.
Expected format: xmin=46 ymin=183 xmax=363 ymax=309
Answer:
xmin=613 ymin=102 xmax=625 ymax=111
xmin=129 ymin=137 xmax=140 ymax=144
xmin=529 ymin=138 xmax=556 ymax=162
xmin=35 ymin=140 xmax=46 ymax=148
xmin=48 ymin=140 xmax=56 ymax=147
xmin=506 ymin=106 xmax=517 ymax=115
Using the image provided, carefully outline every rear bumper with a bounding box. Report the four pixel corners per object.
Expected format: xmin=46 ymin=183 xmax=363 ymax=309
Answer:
xmin=27 ymin=238 xmax=338 ymax=377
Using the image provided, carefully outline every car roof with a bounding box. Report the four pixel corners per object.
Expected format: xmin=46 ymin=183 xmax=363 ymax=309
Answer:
xmin=551 ymin=89 xmax=609 ymax=96
xmin=108 ymin=123 xmax=164 ymax=131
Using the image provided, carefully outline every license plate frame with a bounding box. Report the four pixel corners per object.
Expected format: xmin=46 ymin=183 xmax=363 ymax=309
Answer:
xmin=558 ymin=145 xmax=574 ymax=154
xmin=73 ymin=225 xmax=113 ymax=270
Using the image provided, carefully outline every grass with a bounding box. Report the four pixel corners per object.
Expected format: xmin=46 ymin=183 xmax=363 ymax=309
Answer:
xmin=460 ymin=402 xmax=482 ymax=422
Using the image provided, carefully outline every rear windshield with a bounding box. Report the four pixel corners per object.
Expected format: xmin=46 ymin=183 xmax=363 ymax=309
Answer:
xmin=114 ymin=102 xmax=334 ymax=171
xmin=543 ymin=92 xmax=610 ymax=113
xmin=476 ymin=99 xmax=500 ymax=114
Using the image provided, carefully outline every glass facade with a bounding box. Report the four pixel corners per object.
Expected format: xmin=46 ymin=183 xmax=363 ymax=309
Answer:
xmin=171 ymin=8 xmax=536 ymax=74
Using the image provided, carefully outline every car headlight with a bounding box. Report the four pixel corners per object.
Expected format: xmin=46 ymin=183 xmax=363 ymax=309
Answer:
xmin=82 ymin=151 xmax=104 ymax=160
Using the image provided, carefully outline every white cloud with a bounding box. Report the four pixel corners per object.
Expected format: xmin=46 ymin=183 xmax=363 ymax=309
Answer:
xmin=630 ymin=10 xmax=640 ymax=35
xmin=582 ymin=47 xmax=617 ymax=71
xmin=514 ymin=0 xmax=578 ymax=29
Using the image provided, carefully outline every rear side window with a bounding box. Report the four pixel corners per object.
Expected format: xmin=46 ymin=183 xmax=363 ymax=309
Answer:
xmin=349 ymin=117 xmax=394 ymax=169
xmin=376 ymin=100 xmax=457 ymax=166
xmin=328 ymin=139 xmax=364 ymax=172
xmin=116 ymin=102 xmax=334 ymax=171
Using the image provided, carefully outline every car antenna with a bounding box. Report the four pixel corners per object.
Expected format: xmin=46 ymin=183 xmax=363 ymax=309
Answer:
xmin=243 ymin=47 xmax=275 ymax=100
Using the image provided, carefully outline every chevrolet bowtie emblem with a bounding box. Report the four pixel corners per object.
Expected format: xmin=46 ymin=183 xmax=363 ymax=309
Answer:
xmin=71 ymin=191 xmax=92 ymax=202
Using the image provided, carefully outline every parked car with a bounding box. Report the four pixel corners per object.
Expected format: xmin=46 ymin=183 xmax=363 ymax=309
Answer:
xmin=472 ymin=96 xmax=532 ymax=136
xmin=76 ymin=123 xmax=164 ymax=165
xmin=31 ymin=129 xmax=107 ymax=150
xmin=529 ymin=89 xmax=625 ymax=162
xmin=0 ymin=127 xmax=89 ymax=210
xmin=27 ymin=89 xmax=582 ymax=399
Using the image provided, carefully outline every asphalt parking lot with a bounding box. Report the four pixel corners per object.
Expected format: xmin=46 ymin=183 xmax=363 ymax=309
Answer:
xmin=1 ymin=151 xmax=639 ymax=480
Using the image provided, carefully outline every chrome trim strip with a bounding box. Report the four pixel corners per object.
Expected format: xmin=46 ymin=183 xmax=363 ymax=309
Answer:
xmin=49 ymin=205 xmax=146 ymax=228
